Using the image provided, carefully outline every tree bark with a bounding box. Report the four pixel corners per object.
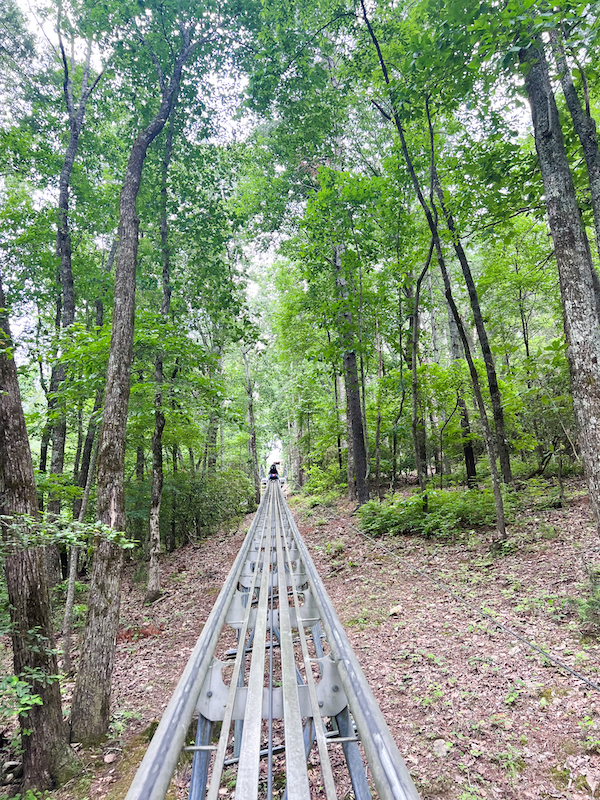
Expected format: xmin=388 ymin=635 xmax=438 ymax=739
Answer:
xmin=551 ymin=29 xmax=600 ymax=311
xmin=520 ymin=39 xmax=600 ymax=530
xmin=145 ymin=362 xmax=165 ymax=604
xmin=374 ymin=321 xmax=383 ymax=496
xmin=70 ymin=33 xmax=197 ymax=744
xmin=0 ymin=280 xmax=79 ymax=788
xmin=334 ymin=370 xmax=343 ymax=473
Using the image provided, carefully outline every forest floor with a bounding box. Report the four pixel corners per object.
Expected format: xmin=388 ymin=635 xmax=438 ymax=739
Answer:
xmin=2 ymin=477 xmax=600 ymax=800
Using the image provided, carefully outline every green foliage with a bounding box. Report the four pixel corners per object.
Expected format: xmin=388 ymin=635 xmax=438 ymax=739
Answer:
xmin=359 ymin=487 xmax=509 ymax=539
xmin=159 ymin=468 xmax=256 ymax=544
xmin=0 ymin=674 xmax=42 ymax=723
xmin=0 ymin=513 xmax=136 ymax=553
xmin=579 ymin=716 xmax=600 ymax=753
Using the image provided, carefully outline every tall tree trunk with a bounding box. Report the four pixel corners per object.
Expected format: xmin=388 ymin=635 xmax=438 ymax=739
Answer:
xmin=146 ymin=119 xmax=176 ymax=605
xmin=49 ymin=40 xmax=101 ymax=491
xmin=430 ymin=152 xmax=512 ymax=484
xmin=345 ymin=402 xmax=357 ymax=501
xmin=243 ymin=351 xmax=261 ymax=505
xmin=361 ymin=2 xmax=506 ymax=491
xmin=361 ymin=3 xmax=505 ymax=532
xmin=169 ymin=445 xmax=178 ymax=553
xmin=334 ymin=369 xmax=343 ymax=473
xmin=73 ymin=401 xmax=83 ymax=483
xmin=411 ymin=243 xmax=434 ymax=498
xmin=437 ymin=256 xmax=506 ymax=538
xmin=0 ymin=280 xmax=79 ymax=788
xmin=551 ymin=29 xmax=600 ymax=310
xmin=46 ymin=40 xmax=103 ymax=587
xmin=335 ymin=245 xmax=369 ymax=504
xmin=204 ymin=414 xmax=219 ymax=472
xmin=448 ymin=307 xmax=477 ymax=486
xmin=374 ymin=321 xmax=383 ymax=497
xmin=343 ymin=351 xmax=369 ymax=504
xmin=327 ymin=329 xmax=344 ymax=475
xmin=145 ymin=371 xmax=165 ymax=603
xmin=70 ymin=34 xmax=196 ymax=744
xmin=520 ymin=39 xmax=600 ymax=530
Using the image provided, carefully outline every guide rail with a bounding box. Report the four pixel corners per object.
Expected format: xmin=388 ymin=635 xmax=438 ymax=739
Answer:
xmin=125 ymin=481 xmax=420 ymax=800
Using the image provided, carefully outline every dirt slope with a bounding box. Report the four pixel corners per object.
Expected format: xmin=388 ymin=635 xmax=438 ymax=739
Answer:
xmin=2 ymin=480 xmax=599 ymax=800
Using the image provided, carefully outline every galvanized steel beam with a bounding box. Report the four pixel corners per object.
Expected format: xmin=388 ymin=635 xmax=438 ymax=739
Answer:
xmin=125 ymin=481 xmax=421 ymax=800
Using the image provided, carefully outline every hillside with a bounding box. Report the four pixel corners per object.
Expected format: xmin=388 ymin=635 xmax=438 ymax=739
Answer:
xmin=2 ymin=479 xmax=600 ymax=800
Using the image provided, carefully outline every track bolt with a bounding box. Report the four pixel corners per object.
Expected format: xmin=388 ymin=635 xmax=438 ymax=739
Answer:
xmin=207 ymin=691 xmax=213 ymax=697
xmin=319 ymin=701 xmax=324 ymax=707
xmin=332 ymin=685 xmax=339 ymax=692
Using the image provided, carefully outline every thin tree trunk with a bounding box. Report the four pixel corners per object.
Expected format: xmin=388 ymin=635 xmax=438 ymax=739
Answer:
xmin=73 ymin=401 xmax=83 ymax=483
xmin=45 ymin=40 xmax=103 ymax=589
xmin=146 ymin=118 xmax=176 ymax=605
xmin=437 ymin=257 xmax=506 ymax=538
xmin=411 ymin=241 xmax=434 ymax=499
xmin=73 ymin=389 xmax=102 ymax=519
xmin=374 ymin=320 xmax=383 ymax=497
xmin=343 ymin=350 xmax=369 ymax=504
xmin=70 ymin=33 xmax=197 ymax=744
xmin=335 ymin=245 xmax=369 ymax=504
xmin=169 ymin=445 xmax=178 ymax=552
xmin=145 ymin=371 xmax=165 ymax=603
xmin=426 ymin=100 xmax=512 ymax=485
xmin=448 ymin=306 xmax=477 ymax=486
xmin=62 ymin=435 xmax=99 ymax=676
xmin=520 ymin=38 xmax=600 ymax=531
xmin=345 ymin=400 xmax=357 ymax=501
xmin=243 ymin=351 xmax=261 ymax=505
xmin=0 ymin=280 xmax=79 ymax=788
xmin=361 ymin=2 xmax=495 ymax=495
xmin=334 ymin=369 xmax=343 ymax=473
xmin=361 ymin=6 xmax=504 ymax=533
xmin=431 ymin=170 xmax=512 ymax=484
xmin=49 ymin=41 xmax=101 ymax=496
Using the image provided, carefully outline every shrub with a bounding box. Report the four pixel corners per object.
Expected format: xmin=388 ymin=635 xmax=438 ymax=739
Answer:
xmin=359 ymin=488 xmax=504 ymax=539
xmin=159 ymin=467 xmax=256 ymax=544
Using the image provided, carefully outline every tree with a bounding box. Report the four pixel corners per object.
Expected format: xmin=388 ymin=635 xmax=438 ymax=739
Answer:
xmin=145 ymin=117 xmax=176 ymax=605
xmin=70 ymin=7 xmax=208 ymax=744
xmin=0 ymin=278 xmax=79 ymax=788
xmin=518 ymin=35 xmax=600 ymax=528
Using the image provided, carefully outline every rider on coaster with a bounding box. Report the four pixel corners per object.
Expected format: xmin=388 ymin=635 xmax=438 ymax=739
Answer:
xmin=268 ymin=464 xmax=279 ymax=480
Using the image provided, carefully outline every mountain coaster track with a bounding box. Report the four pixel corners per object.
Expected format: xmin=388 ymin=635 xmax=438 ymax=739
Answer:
xmin=125 ymin=481 xmax=420 ymax=800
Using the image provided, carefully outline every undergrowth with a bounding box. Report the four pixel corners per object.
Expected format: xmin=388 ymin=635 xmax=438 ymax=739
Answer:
xmin=578 ymin=564 xmax=600 ymax=630
xmin=358 ymin=488 xmax=517 ymax=539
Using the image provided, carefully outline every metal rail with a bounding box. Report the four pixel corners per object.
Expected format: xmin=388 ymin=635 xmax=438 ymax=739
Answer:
xmin=125 ymin=482 xmax=420 ymax=800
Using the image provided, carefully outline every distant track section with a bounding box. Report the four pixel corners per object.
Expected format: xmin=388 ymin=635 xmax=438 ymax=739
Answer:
xmin=125 ymin=481 xmax=420 ymax=800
